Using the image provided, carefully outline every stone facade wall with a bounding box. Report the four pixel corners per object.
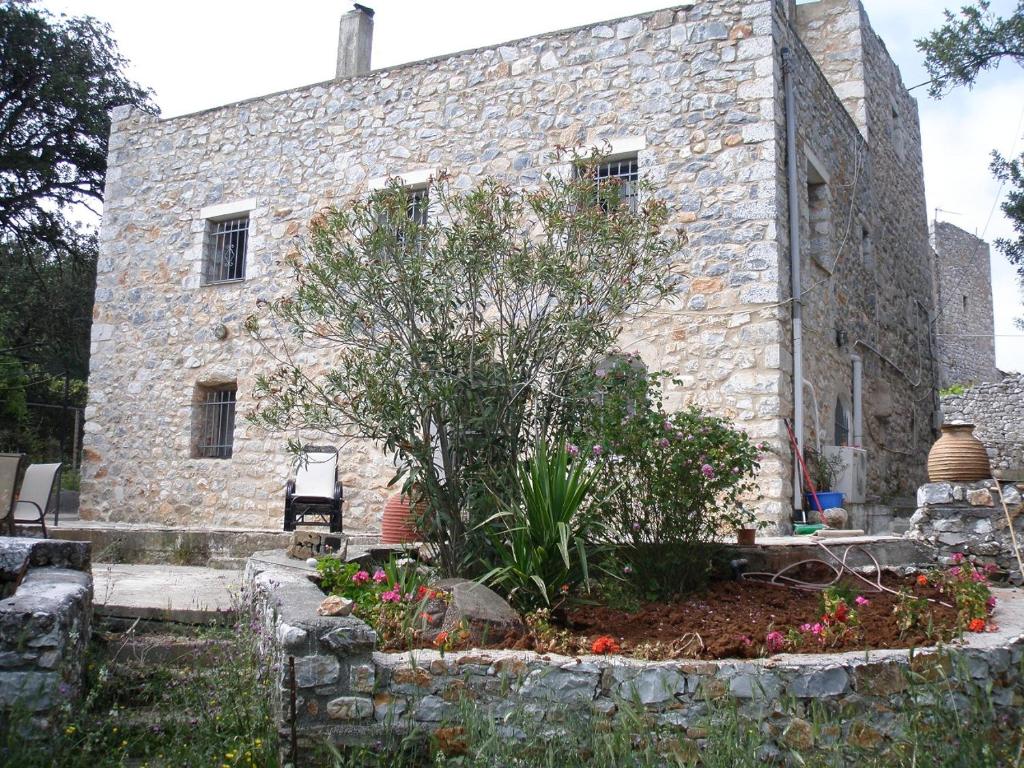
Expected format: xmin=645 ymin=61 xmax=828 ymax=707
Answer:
xmin=778 ymin=0 xmax=937 ymax=506
xmin=931 ymin=221 xmax=999 ymax=387
xmin=246 ymin=555 xmax=1024 ymax=760
xmin=909 ymin=480 xmax=1024 ymax=581
xmin=83 ymin=0 xmax=936 ymax=532
xmin=0 ymin=539 xmax=92 ymax=729
xmin=83 ymin=2 xmax=789 ymax=532
xmin=940 ymin=375 xmax=1023 ymax=479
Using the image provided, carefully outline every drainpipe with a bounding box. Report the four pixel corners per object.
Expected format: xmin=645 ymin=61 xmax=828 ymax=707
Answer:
xmin=851 ymin=354 xmax=863 ymax=448
xmin=783 ymin=47 xmax=805 ymax=522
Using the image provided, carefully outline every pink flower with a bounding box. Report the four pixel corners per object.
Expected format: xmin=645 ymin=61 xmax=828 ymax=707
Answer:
xmin=379 ymin=589 xmax=401 ymax=603
xmin=592 ymin=445 xmax=603 ymax=457
xmin=740 ymin=635 xmax=753 ymax=647
xmin=854 ymin=596 xmax=870 ymax=607
xmin=987 ymin=595 xmax=997 ymax=612
xmin=701 ymin=463 xmax=715 ymax=479
xmin=658 ymin=438 xmax=670 ymax=449
xmin=799 ymin=623 xmax=813 ymax=633
xmin=663 ymin=421 xmax=673 ymax=431
xmin=984 ymin=563 xmax=999 ymax=574
xmin=372 ymin=569 xmax=387 ymax=583
xmin=950 ymin=566 xmax=962 ymax=577
xmin=811 ymin=623 xmax=823 ymax=636
xmin=566 ymin=443 xmax=580 ymax=457
xmin=951 ymin=552 xmax=965 ymax=564
xmin=352 ymin=570 xmax=370 ymax=584
xmin=971 ymin=571 xmax=987 ymax=583
xmin=765 ymin=631 xmax=785 ymax=653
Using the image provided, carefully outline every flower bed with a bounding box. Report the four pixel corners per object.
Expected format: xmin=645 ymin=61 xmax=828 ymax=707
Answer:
xmin=316 ymin=553 xmax=1000 ymax=661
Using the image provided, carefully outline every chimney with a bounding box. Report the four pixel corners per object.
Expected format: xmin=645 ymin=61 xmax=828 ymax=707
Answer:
xmin=336 ymin=4 xmax=374 ymax=79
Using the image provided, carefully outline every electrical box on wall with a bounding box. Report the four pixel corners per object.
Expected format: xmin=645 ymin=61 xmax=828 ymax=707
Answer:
xmin=823 ymin=446 xmax=867 ymax=504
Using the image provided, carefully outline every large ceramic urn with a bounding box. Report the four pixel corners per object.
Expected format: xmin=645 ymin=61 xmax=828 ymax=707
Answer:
xmin=381 ymin=490 xmax=426 ymax=544
xmin=927 ymin=423 xmax=992 ymax=482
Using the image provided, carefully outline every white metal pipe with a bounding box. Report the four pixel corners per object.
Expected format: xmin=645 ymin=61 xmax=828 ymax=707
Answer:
xmin=803 ymin=379 xmax=822 ymax=453
xmin=783 ymin=47 xmax=804 ymax=520
xmin=851 ymin=354 xmax=863 ymax=448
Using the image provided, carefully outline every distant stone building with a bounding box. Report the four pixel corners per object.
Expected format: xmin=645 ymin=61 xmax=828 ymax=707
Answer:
xmin=83 ymin=0 xmax=943 ymax=533
xmin=931 ymin=220 xmax=999 ymax=387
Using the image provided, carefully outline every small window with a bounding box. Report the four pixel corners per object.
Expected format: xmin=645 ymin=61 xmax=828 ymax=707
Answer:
xmin=192 ymin=384 xmax=237 ymax=459
xmin=588 ymin=157 xmax=639 ymax=212
xmin=834 ymin=397 xmax=850 ymax=446
xmin=204 ymin=216 xmax=249 ymax=284
xmin=406 ymin=188 xmax=429 ymax=226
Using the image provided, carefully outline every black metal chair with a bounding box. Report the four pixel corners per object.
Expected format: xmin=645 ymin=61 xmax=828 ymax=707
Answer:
xmin=284 ymin=446 xmax=342 ymax=533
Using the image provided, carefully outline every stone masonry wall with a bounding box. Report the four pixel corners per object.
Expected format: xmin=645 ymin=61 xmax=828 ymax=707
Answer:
xmin=779 ymin=0 xmax=937 ymax=505
xmin=909 ymin=480 xmax=1024 ymax=582
xmin=247 ymin=555 xmax=1024 ymax=761
xmin=931 ymin=221 xmax=999 ymax=387
xmin=941 ymin=373 xmax=1024 ymax=475
xmin=83 ymin=2 xmax=790 ymax=532
xmin=0 ymin=538 xmax=92 ymax=729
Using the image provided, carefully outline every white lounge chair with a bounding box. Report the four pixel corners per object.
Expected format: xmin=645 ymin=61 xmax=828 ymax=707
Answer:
xmin=0 ymin=453 xmax=26 ymax=536
xmin=284 ymin=447 xmax=342 ymax=532
xmin=12 ymin=462 xmax=61 ymax=539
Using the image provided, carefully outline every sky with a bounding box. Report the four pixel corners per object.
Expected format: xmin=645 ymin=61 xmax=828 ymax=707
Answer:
xmin=39 ymin=0 xmax=1024 ymax=372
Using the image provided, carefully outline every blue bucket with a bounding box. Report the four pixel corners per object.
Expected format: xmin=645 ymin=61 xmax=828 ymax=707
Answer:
xmin=805 ymin=491 xmax=844 ymax=511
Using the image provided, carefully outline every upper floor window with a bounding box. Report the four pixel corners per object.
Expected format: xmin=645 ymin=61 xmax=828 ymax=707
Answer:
xmin=590 ymin=157 xmax=639 ymax=213
xmin=406 ymin=187 xmax=429 ymax=226
xmin=204 ymin=215 xmax=249 ymax=284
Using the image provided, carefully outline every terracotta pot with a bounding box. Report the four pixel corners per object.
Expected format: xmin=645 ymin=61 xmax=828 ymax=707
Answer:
xmin=736 ymin=528 xmax=756 ymax=546
xmin=381 ymin=491 xmax=426 ymax=544
xmin=927 ymin=423 xmax=992 ymax=482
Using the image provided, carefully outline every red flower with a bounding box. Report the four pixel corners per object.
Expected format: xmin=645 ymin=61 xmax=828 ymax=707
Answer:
xmin=591 ymin=635 xmax=621 ymax=655
xmin=916 ymin=574 xmax=928 ymax=587
xmin=834 ymin=601 xmax=849 ymax=623
xmin=434 ymin=631 xmax=449 ymax=647
xmin=417 ymin=585 xmax=428 ymax=599
xmin=968 ymin=618 xmax=986 ymax=633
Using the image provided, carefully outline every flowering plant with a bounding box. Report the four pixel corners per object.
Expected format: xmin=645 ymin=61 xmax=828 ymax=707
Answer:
xmin=928 ymin=554 xmax=997 ymax=633
xmin=590 ymin=635 xmax=622 ymax=655
xmin=571 ymin=356 xmax=761 ymax=596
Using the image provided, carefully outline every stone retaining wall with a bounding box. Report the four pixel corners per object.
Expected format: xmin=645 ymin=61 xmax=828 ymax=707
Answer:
xmin=246 ymin=553 xmax=1024 ymax=761
xmin=940 ymin=373 xmax=1024 ymax=476
xmin=0 ymin=538 xmax=92 ymax=729
xmin=908 ymin=479 xmax=1024 ymax=582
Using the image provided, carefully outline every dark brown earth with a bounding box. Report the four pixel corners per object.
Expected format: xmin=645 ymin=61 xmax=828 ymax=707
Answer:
xmin=392 ymin=573 xmax=972 ymax=660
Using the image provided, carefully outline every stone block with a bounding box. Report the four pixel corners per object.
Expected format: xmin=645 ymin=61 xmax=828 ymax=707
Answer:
xmin=787 ymin=667 xmax=850 ymax=698
xmin=294 ymin=655 xmax=339 ymax=688
xmin=918 ymin=483 xmax=953 ymax=506
xmin=852 ymin=662 xmax=905 ymax=696
xmin=613 ymin=667 xmax=688 ymax=706
xmin=326 ymin=695 xmax=373 ymax=720
xmin=519 ymin=667 xmax=598 ymax=705
xmin=349 ymin=663 xmax=375 ymax=693
xmin=967 ymin=489 xmax=994 ymax=507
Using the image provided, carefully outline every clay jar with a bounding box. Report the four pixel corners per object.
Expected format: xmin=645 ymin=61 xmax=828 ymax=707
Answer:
xmin=927 ymin=423 xmax=992 ymax=482
xmin=381 ymin=490 xmax=427 ymax=544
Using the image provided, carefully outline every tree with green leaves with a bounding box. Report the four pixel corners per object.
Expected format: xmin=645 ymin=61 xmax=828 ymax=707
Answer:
xmin=247 ymin=164 xmax=681 ymax=575
xmin=917 ymin=1 xmax=1024 ymax=327
xmin=0 ymin=2 xmax=153 ymax=455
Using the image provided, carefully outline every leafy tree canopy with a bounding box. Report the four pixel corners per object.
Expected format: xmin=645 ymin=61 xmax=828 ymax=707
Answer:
xmin=0 ymin=1 xmax=154 ymax=251
xmin=917 ymin=2 xmax=1024 ymax=327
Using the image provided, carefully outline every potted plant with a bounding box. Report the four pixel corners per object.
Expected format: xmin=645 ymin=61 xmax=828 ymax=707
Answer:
xmin=803 ymin=448 xmax=846 ymax=512
xmin=726 ymin=506 xmax=763 ymax=546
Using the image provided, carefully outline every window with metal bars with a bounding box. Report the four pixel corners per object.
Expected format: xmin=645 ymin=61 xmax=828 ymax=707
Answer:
xmin=407 ymin=188 xmax=428 ymax=226
xmin=192 ymin=385 xmax=237 ymax=459
xmin=589 ymin=157 xmax=639 ymax=213
xmin=204 ymin=216 xmax=249 ymax=283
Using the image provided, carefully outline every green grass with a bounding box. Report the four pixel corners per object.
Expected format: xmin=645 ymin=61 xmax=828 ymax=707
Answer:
xmin=0 ymin=617 xmax=277 ymax=768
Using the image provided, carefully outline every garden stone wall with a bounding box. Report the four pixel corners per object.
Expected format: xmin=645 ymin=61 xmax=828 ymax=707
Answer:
xmin=246 ymin=553 xmax=1024 ymax=762
xmin=940 ymin=373 xmax=1024 ymax=477
xmin=0 ymin=538 xmax=92 ymax=729
xmin=908 ymin=480 xmax=1024 ymax=582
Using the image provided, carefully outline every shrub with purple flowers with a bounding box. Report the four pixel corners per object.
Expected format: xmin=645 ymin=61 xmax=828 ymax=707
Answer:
xmin=572 ymin=355 xmax=760 ymax=595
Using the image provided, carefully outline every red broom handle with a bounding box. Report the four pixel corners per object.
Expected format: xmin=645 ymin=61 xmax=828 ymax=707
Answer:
xmin=785 ymin=418 xmax=824 ymax=515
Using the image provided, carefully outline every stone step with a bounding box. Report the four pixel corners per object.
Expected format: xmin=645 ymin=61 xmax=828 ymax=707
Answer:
xmin=98 ymin=632 xmax=233 ymax=668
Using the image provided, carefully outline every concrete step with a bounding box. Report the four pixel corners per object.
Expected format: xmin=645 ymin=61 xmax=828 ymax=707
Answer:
xmin=99 ymin=633 xmax=233 ymax=668
xmin=92 ymin=563 xmax=241 ymax=624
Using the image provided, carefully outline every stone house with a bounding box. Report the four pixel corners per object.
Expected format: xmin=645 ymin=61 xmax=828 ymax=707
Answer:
xmin=82 ymin=0 xmax=945 ymax=534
